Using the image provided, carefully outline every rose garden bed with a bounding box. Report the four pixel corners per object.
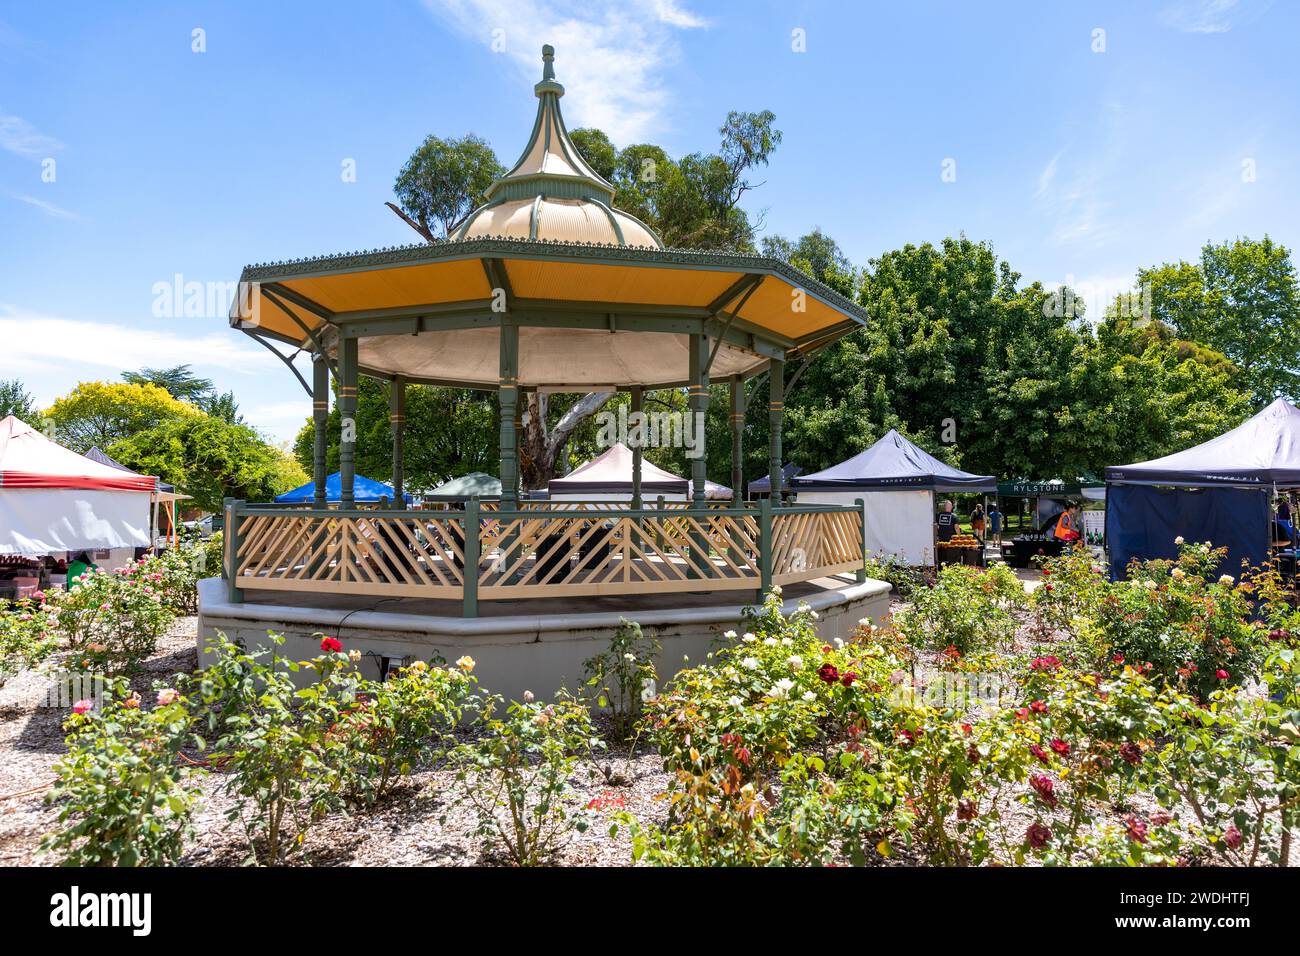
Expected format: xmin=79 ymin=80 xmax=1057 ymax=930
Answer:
xmin=0 ymin=540 xmax=1297 ymax=867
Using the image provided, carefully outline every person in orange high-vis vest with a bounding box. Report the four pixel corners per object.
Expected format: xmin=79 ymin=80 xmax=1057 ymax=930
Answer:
xmin=1053 ymin=504 xmax=1082 ymax=543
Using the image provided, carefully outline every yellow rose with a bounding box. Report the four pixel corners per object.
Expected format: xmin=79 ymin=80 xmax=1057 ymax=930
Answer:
xmin=456 ymin=655 xmax=476 ymax=673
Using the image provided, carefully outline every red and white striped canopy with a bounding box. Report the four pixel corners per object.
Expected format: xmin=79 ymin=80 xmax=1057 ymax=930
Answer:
xmin=0 ymin=416 xmax=156 ymax=492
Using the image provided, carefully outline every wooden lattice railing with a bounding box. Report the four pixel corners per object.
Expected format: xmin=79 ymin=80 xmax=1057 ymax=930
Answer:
xmin=225 ymin=499 xmax=866 ymax=616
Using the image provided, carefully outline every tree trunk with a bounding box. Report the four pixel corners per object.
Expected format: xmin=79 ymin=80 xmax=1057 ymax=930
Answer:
xmin=519 ymin=391 xmax=613 ymax=490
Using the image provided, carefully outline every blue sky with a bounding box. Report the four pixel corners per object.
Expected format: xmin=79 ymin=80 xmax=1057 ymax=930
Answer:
xmin=1 ymin=0 xmax=1296 ymax=444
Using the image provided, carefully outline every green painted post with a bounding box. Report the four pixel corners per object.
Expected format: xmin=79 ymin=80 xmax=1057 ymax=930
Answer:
xmin=630 ymin=385 xmax=643 ymax=510
xmin=758 ymin=495 xmax=773 ymax=601
xmin=730 ymin=375 xmax=745 ymax=510
xmin=462 ymin=497 xmax=480 ymax=618
xmin=499 ymin=323 xmax=519 ymax=511
xmin=768 ymin=357 xmax=785 ymax=503
xmin=390 ymin=375 xmax=406 ymax=509
xmin=688 ymin=333 xmax=710 ymax=578
xmin=339 ymin=336 xmax=359 ymax=507
xmin=856 ymin=497 xmax=868 ymax=583
xmin=224 ymin=498 xmax=244 ymax=603
xmin=312 ymin=354 xmax=329 ymax=510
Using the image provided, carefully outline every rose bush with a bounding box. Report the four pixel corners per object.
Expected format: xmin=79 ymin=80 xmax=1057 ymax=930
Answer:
xmin=48 ymin=565 xmax=174 ymax=675
xmin=42 ymin=680 xmax=200 ymax=866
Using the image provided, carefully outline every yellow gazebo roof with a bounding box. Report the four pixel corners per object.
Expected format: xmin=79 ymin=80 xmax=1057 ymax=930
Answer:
xmin=230 ymin=46 xmax=867 ymax=389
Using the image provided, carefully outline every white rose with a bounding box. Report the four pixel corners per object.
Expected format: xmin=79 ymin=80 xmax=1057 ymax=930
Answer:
xmin=727 ymin=695 xmax=744 ymax=707
xmin=1218 ymin=574 xmax=1234 ymax=586
xmin=723 ymin=630 xmax=737 ymax=640
xmin=1174 ymin=536 xmax=1185 ymax=545
xmin=741 ymin=657 xmax=760 ymax=670
xmin=787 ymin=655 xmax=804 ymax=670
xmin=742 ymin=632 xmax=757 ymax=643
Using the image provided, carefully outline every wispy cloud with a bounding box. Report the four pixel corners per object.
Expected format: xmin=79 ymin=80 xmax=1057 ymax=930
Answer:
xmin=422 ymin=0 xmax=707 ymax=143
xmin=1034 ymin=150 xmax=1064 ymax=199
xmin=0 ymin=109 xmax=62 ymax=159
xmin=1159 ymin=0 xmax=1273 ymax=34
xmin=0 ymin=307 xmax=278 ymax=379
xmin=12 ymin=194 xmax=80 ymax=220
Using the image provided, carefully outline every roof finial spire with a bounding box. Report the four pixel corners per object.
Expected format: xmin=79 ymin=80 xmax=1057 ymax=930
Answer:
xmin=541 ymin=44 xmax=555 ymax=81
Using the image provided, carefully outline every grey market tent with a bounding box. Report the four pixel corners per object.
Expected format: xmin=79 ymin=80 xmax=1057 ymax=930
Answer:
xmin=1103 ymin=398 xmax=1300 ymax=577
xmin=793 ymin=429 xmax=996 ymax=565
xmin=424 ymin=472 xmax=502 ymax=501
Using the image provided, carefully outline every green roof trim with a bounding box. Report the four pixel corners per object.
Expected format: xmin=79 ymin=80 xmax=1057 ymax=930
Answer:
xmin=239 ymin=235 xmax=870 ymax=326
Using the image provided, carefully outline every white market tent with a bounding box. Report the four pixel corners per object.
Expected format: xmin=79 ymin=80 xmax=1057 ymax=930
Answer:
xmin=792 ymin=429 xmax=997 ymax=566
xmin=0 ymin=416 xmax=155 ymax=556
xmin=548 ymin=443 xmax=732 ymax=501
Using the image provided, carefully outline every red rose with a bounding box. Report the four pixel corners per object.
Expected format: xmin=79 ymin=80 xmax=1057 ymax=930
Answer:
xmin=841 ymin=671 xmax=857 ymax=688
xmin=1015 ymin=708 xmax=1031 ymax=721
xmin=1223 ymin=825 xmax=1243 ymax=850
xmin=1124 ymin=815 xmax=1148 ymax=844
xmin=1029 ymin=773 xmax=1057 ymax=808
xmin=896 ymin=728 xmax=916 ymax=748
xmin=1026 ymin=822 xmax=1052 ymax=848
xmin=1151 ymin=812 xmax=1172 ymax=826
xmin=1043 ymin=583 xmax=1054 ymax=592
xmin=818 ymin=663 xmax=840 ymax=684
xmin=1030 ymin=744 xmax=1051 ymax=765
xmin=320 ymin=637 xmax=343 ymax=653
xmin=1112 ymin=653 xmax=1125 ymax=664
xmin=960 ymin=723 xmax=973 ymax=735
xmin=1029 ymin=655 xmax=1061 ymax=672
xmin=956 ymin=799 xmax=978 ymax=821
xmin=1029 ymin=700 xmax=1048 ymax=714
xmin=1119 ymin=741 xmax=1143 ymax=766
xmin=1216 ymin=669 xmax=1229 ymax=680
xmin=1050 ymin=738 xmax=1070 ymax=757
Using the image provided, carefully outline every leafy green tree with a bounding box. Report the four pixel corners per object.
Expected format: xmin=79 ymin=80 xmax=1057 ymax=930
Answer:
xmin=45 ymin=381 xmax=200 ymax=453
xmin=1137 ymin=236 xmax=1300 ymax=402
xmin=111 ymin=415 xmax=307 ymax=513
xmin=293 ymin=380 xmax=498 ymax=493
xmin=0 ymin=379 xmax=39 ymax=422
xmin=392 ymin=133 xmax=504 ymax=240
xmin=122 ymin=365 xmax=241 ymax=422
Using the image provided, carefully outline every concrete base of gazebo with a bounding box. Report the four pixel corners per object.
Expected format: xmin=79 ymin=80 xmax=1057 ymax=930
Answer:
xmin=196 ymin=576 xmax=891 ymax=701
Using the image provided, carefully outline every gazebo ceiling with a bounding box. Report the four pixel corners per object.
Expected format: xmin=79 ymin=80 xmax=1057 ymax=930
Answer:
xmin=230 ymin=45 xmax=868 ymax=389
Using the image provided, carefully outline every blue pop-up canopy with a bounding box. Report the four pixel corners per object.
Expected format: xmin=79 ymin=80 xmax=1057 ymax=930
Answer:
xmin=1106 ymin=398 xmax=1300 ymax=488
xmin=275 ymin=472 xmax=410 ymax=504
xmin=793 ymin=429 xmax=996 ymax=493
xmin=1103 ymin=399 xmax=1300 ymax=578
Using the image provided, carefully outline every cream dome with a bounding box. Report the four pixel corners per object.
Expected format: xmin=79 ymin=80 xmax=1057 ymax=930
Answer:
xmin=452 ymin=46 xmax=662 ymax=249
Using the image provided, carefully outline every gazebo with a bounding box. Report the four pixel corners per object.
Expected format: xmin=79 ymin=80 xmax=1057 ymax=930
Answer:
xmin=208 ymin=47 xmax=885 ymax=695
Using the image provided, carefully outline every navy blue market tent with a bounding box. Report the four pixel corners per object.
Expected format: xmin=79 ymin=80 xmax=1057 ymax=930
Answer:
xmin=748 ymin=464 xmax=802 ymax=495
xmin=275 ymin=472 xmax=410 ymax=504
xmin=793 ymin=429 xmax=996 ymax=493
xmin=1103 ymin=398 xmax=1300 ymax=578
xmin=1105 ymin=398 xmax=1300 ymax=488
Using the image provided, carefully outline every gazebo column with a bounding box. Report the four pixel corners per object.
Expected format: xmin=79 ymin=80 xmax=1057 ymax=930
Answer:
xmin=729 ymin=375 xmax=745 ymax=509
xmin=688 ymin=333 xmax=710 ymax=506
xmin=499 ymin=323 xmax=519 ymax=510
xmin=390 ymin=375 xmax=406 ymax=509
xmin=312 ymin=352 xmax=329 ymax=510
xmin=630 ymin=385 xmax=644 ymax=510
xmin=339 ymin=336 xmax=358 ymax=507
xmin=768 ymin=357 xmax=784 ymax=503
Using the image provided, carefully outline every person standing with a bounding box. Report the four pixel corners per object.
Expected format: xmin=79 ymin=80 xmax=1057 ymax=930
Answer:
xmin=988 ymin=503 xmax=1003 ymax=546
xmin=936 ymin=499 xmax=959 ymax=543
xmin=971 ymin=502 xmax=986 ymax=541
xmin=67 ymin=551 xmax=97 ymax=589
xmin=1053 ymin=503 xmax=1082 ymax=545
